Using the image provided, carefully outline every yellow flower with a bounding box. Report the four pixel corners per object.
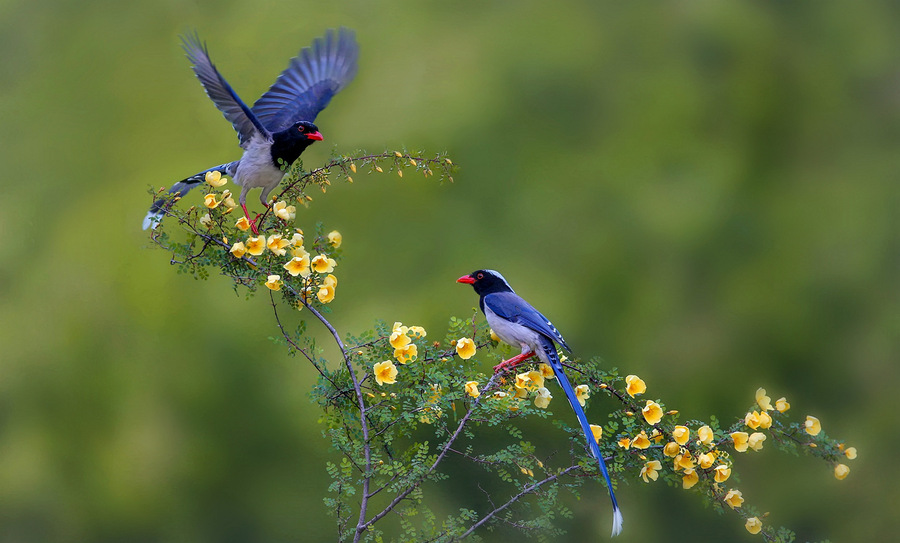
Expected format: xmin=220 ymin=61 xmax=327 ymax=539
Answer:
xmin=514 ymin=384 xmax=529 ymax=399
xmin=455 ymin=337 xmax=476 ymax=360
xmin=199 ymin=212 xmax=213 ymax=228
xmin=714 ymin=464 xmax=732 ymax=483
xmin=674 ymin=451 xmax=695 ymax=471
xmin=290 ymin=231 xmax=304 ymax=246
xmin=390 ymin=327 xmax=411 ymax=349
xmin=672 ymin=426 xmax=690 ymax=446
xmin=221 ymin=191 xmax=236 ymax=210
xmin=748 ymin=432 xmax=767 ymax=452
xmin=682 ymin=468 xmax=699 ymax=489
xmin=697 ymin=425 xmax=714 ymax=445
xmin=534 ymin=387 xmax=552 ymax=409
xmin=731 ymin=432 xmax=749 ymax=452
xmin=574 ymin=384 xmax=590 ymax=407
xmin=264 ymin=274 xmax=282 ymax=291
xmin=273 ymin=200 xmax=296 ymax=221
xmin=775 ymin=397 xmax=790 ymax=413
xmin=373 ymin=361 xmax=398 ymax=385
xmin=408 ymin=325 xmax=426 ymax=338
xmin=642 ymin=400 xmax=663 ymax=425
xmin=834 ymin=463 xmax=850 ymax=480
xmin=317 ymin=283 xmax=336 ymax=303
xmin=291 ymin=246 xmax=309 ymax=262
xmin=756 ymin=387 xmax=773 ymax=411
xmin=617 ymin=437 xmax=631 ymax=450
xmin=327 ymin=230 xmax=343 ymax=248
xmin=246 ymin=235 xmax=266 ymax=256
xmin=235 ymin=216 xmax=252 ymax=231
xmin=465 ymin=381 xmax=480 ymax=398
xmin=515 ymin=372 xmax=533 ymax=391
xmin=311 ymin=254 xmax=336 ymax=273
xmin=203 ymin=193 xmax=220 ymax=209
xmin=394 ymin=343 xmax=418 ymax=364
xmin=205 ymin=170 xmax=226 ymax=187
xmin=267 ymin=234 xmax=290 ymax=256
xmin=427 ymin=383 xmax=442 ymax=403
xmin=844 ymin=446 xmax=858 ymax=460
xmin=663 ymin=442 xmax=680 ymax=457
xmin=625 ymin=374 xmax=646 ymax=397
xmin=640 ymin=460 xmax=661 ymax=483
xmin=230 ymin=241 xmax=247 ymax=258
xmin=492 ymin=391 xmax=508 ymax=399
xmin=538 ymin=363 xmax=555 ymax=379
xmin=632 ymin=431 xmax=651 ymax=450
xmin=805 ymin=415 xmax=822 ymax=436
xmin=283 ymin=255 xmax=311 ymax=277
xmin=590 ymin=424 xmax=603 ymax=443
xmin=526 ymin=370 xmax=545 ymax=389
xmin=745 ymin=517 xmax=762 ymax=535
xmin=724 ymin=489 xmax=744 ymax=509
xmin=489 ymin=328 xmax=500 ymax=342
xmin=744 ymin=411 xmax=761 ymax=430
xmin=758 ymin=411 xmax=772 ymax=429
xmin=698 ymin=451 xmax=717 ymax=469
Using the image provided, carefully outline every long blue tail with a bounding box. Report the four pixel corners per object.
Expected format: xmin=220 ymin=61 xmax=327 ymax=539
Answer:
xmin=541 ymin=338 xmax=623 ymax=536
xmin=143 ymin=161 xmax=239 ymax=230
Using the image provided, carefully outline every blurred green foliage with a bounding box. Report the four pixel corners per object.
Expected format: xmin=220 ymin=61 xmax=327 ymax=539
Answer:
xmin=1 ymin=0 xmax=896 ymax=541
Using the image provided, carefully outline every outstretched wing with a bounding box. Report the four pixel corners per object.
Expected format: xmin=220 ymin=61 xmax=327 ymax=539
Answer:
xmin=182 ymin=33 xmax=271 ymax=147
xmin=483 ymin=291 xmax=571 ymax=352
xmin=251 ymin=27 xmax=359 ymax=133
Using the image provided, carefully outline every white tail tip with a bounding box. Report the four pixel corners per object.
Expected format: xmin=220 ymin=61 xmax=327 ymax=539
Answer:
xmin=610 ymin=507 xmax=624 ymax=537
xmin=143 ymin=211 xmax=162 ymax=231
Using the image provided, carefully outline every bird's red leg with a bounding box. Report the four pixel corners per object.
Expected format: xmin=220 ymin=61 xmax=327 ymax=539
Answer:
xmin=241 ymin=202 xmax=267 ymax=235
xmin=241 ymin=203 xmax=259 ymax=235
xmin=493 ymin=351 xmax=535 ymax=374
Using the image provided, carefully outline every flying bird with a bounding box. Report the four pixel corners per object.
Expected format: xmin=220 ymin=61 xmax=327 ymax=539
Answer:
xmin=143 ymin=28 xmax=359 ymax=232
xmin=457 ymin=269 xmax=623 ymax=537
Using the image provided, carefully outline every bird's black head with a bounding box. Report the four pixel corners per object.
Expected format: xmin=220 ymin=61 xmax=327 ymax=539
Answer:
xmin=456 ymin=269 xmax=514 ymax=296
xmin=293 ymin=120 xmax=324 ymax=142
xmin=271 ymin=121 xmax=324 ymax=166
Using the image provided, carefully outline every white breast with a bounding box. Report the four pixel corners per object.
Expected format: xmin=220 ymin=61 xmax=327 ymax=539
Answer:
xmin=484 ymin=306 xmax=550 ymax=364
xmin=234 ymin=135 xmax=286 ymax=204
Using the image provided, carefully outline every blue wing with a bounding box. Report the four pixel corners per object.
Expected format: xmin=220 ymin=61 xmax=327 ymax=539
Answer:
xmin=251 ymin=27 xmax=359 ymax=134
xmin=541 ymin=336 xmax=623 ymax=536
xmin=483 ymin=291 xmax=571 ymax=351
xmin=181 ymin=33 xmax=271 ymax=147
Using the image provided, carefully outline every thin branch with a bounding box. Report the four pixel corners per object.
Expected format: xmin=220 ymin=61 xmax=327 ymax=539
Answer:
xmin=454 ymin=464 xmax=582 ymax=541
xmin=360 ymin=372 xmax=504 ymax=531
xmin=269 ymin=291 xmax=341 ymax=389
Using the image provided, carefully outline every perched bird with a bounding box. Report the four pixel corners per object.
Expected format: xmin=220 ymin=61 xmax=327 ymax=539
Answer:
xmin=143 ymin=28 xmax=359 ymax=232
xmin=457 ymin=269 xmax=623 ymax=537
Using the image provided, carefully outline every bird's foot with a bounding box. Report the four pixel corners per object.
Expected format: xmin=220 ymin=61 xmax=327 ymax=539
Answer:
xmin=249 ymin=213 xmax=265 ymax=235
xmin=241 ymin=203 xmax=261 ymax=235
xmin=493 ymin=351 xmax=535 ymax=374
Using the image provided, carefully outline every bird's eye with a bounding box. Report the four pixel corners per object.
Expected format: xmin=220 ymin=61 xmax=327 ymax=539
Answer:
xmin=476 ymin=273 xmax=483 ymax=280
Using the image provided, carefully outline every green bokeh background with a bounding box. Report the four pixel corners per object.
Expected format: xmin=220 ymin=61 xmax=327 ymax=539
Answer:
xmin=2 ymin=0 xmax=897 ymax=541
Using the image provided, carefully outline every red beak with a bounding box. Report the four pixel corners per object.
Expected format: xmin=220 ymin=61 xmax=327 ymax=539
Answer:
xmin=456 ymin=275 xmax=475 ymax=284
xmin=307 ymin=131 xmax=324 ymax=141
